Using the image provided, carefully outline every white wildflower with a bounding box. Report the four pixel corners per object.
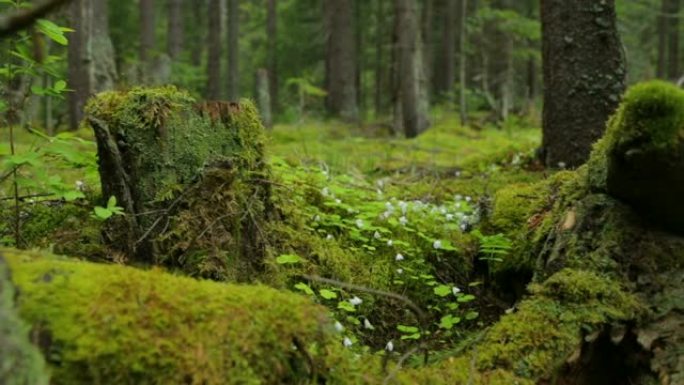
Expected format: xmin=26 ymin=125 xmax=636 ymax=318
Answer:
xmin=399 ymin=201 xmax=408 ymax=214
xmin=396 ymin=268 xmax=403 ymax=274
xmin=455 ymin=194 xmax=463 ymax=201
xmin=334 ymin=321 xmax=344 ymax=332
xmin=374 ymin=231 xmax=382 ymax=239
xmin=433 ymin=240 xmax=442 ymax=250
xmin=465 ymin=196 xmax=472 ymax=203
xmin=326 ymin=234 xmax=334 ymax=240
xmin=385 ymin=202 xmax=394 ymax=211
xmin=349 ymin=296 xmax=363 ymax=306
xmin=455 ymin=202 xmax=462 ymax=209
xmin=322 ymin=187 xmax=330 ymax=196
xmin=363 ymin=318 xmax=374 ymax=330
xmin=460 ymin=223 xmax=468 ymax=231
xmin=399 ymin=216 xmax=408 ymax=226
xmin=385 ymin=340 xmax=394 ymax=352
xmin=343 ymin=337 xmax=353 ymax=348
xmin=314 ymin=215 xmax=321 ymax=222
xmin=440 ymin=207 xmax=447 ymax=215
xmin=387 ymin=239 xmax=393 ymax=246
xmin=355 ymin=219 xmax=364 ymax=228
xmin=452 ymin=287 xmax=461 ymax=296
xmin=395 ymin=253 xmax=404 ymax=262
xmin=75 ymin=180 xmax=85 ymax=191
xmin=446 ymin=213 xmax=454 ymax=221
xmin=558 ymin=161 xmax=567 ymax=169
xmin=335 ymin=198 xmax=342 ymax=204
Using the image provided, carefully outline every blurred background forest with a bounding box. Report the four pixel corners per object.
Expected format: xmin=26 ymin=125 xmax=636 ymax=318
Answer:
xmin=0 ymin=0 xmax=677 ymax=134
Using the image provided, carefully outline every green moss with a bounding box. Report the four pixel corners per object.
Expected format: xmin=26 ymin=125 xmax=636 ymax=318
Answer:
xmin=86 ymin=87 xmax=270 ymax=270
xmin=3 ymin=248 xmax=361 ymax=385
xmin=475 ymin=269 xmax=640 ymax=379
xmin=0 ymin=255 xmax=48 ymax=385
xmin=587 ymin=81 xmax=684 ymax=234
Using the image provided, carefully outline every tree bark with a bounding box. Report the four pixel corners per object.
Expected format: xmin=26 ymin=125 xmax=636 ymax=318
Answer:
xmin=394 ymin=0 xmax=430 ymax=138
xmin=67 ymin=0 xmax=88 ymax=130
xmin=190 ymin=0 xmax=204 ymax=67
xmin=421 ymin=0 xmax=433 ymax=100
xmin=226 ymin=0 xmax=239 ymax=100
xmin=657 ymin=0 xmax=668 ymax=78
xmin=67 ymin=0 xmax=116 ymax=131
xmin=440 ymin=0 xmax=457 ymax=100
xmin=458 ymin=0 xmax=467 ymax=125
xmin=167 ymin=0 xmax=183 ymax=60
xmin=256 ymin=68 xmax=272 ymax=128
xmin=139 ymin=0 xmax=155 ymax=83
xmin=267 ymin=0 xmax=278 ymax=114
xmin=324 ymin=0 xmax=359 ymax=121
xmin=206 ymin=0 xmax=222 ymax=100
xmin=374 ymin=0 xmax=386 ymax=116
xmin=668 ymin=0 xmax=680 ymax=80
xmin=541 ymin=0 xmax=625 ymax=169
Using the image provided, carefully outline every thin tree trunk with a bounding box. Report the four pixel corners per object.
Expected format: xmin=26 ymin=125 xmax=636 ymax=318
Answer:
xmin=668 ymin=0 xmax=680 ymax=80
xmin=67 ymin=0 xmax=87 ymax=130
xmin=267 ymin=0 xmax=278 ymax=114
xmin=139 ymin=0 xmax=155 ymax=83
xmin=442 ymin=0 xmax=457 ymax=101
xmin=374 ymin=0 xmax=385 ymax=116
xmin=422 ymin=0 xmax=433 ymax=100
xmin=227 ymin=0 xmax=239 ymax=100
xmin=657 ymin=0 xmax=668 ymax=78
xmin=459 ymin=0 xmax=468 ymax=125
xmin=394 ymin=0 xmax=429 ymax=138
xmin=541 ymin=0 xmax=625 ymax=168
xmin=206 ymin=0 xmax=222 ymax=99
xmin=256 ymin=68 xmax=272 ymax=128
xmin=190 ymin=0 xmax=204 ymax=66
xmin=324 ymin=0 xmax=359 ymax=121
xmin=167 ymin=0 xmax=184 ymax=60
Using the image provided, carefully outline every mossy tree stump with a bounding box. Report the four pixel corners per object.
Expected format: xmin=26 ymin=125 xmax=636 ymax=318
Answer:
xmin=86 ymin=87 xmax=270 ymax=279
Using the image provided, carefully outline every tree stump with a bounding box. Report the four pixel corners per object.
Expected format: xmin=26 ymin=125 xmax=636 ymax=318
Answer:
xmin=86 ymin=87 xmax=270 ymax=279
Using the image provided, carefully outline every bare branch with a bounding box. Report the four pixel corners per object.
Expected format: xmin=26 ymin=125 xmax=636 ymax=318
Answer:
xmin=0 ymin=0 xmax=72 ymax=38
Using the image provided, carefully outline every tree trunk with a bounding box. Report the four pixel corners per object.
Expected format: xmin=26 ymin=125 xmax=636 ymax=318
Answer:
xmin=139 ymin=0 xmax=155 ymax=83
xmin=324 ymin=0 xmax=359 ymax=121
xmin=256 ymin=68 xmax=272 ymax=129
xmin=227 ymin=0 xmax=239 ymax=100
xmin=167 ymin=0 xmax=184 ymax=60
xmin=657 ymin=0 xmax=668 ymax=78
xmin=458 ymin=0 xmax=468 ymax=125
xmin=190 ymin=0 xmax=204 ymax=67
xmin=67 ymin=0 xmax=89 ymax=131
xmin=206 ymin=0 xmax=222 ymax=100
xmin=267 ymin=0 xmax=278 ymax=114
xmin=421 ymin=0 xmax=433 ymax=101
xmin=541 ymin=0 xmax=625 ymax=169
xmin=374 ymin=0 xmax=386 ymax=116
xmin=668 ymin=0 xmax=680 ymax=80
xmin=394 ymin=0 xmax=430 ymax=138
xmin=67 ymin=0 xmax=116 ymax=131
xmin=441 ymin=0 xmax=457 ymax=100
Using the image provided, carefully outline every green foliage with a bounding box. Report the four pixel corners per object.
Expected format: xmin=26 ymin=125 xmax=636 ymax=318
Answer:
xmin=92 ymin=195 xmax=123 ymax=221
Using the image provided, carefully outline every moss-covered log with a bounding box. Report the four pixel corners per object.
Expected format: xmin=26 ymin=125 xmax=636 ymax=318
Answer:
xmin=2 ymin=248 xmax=361 ymax=385
xmin=0 ymin=253 xmax=48 ymax=385
xmin=85 ymin=87 xmax=270 ymax=277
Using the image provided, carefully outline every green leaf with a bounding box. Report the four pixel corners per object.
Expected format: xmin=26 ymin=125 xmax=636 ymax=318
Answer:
xmin=433 ymin=285 xmax=451 ymax=297
xmin=53 ymin=80 xmax=67 ymax=92
xmin=93 ymin=206 xmax=112 ymax=220
xmin=438 ymin=315 xmax=461 ymax=330
xmin=457 ymin=294 xmax=476 ymax=303
xmin=36 ymin=19 xmax=68 ymax=45
xmin=400 ymin=333 xmax=421 ymax=340
xmin=319 ymin=289 xmax=338 ymax=299
xmin=337 ymin=301 xmax=356 ymax=312
xmin=276 ymin=254 xmax=302 ymax=265
xmin=106 ymin=195 xmax=118 ymax=209
xmin=397 ymin=325 xmax=419 ymax=334
xmin=62 ymin=190 xmax=85 ymax=202
xmin=294 ymin=282 xmax=314 ymax=295
xmin=465 ymin=311 xmax=479 ymax=321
